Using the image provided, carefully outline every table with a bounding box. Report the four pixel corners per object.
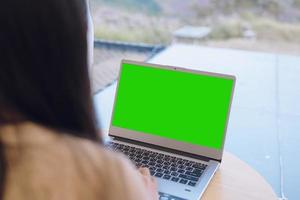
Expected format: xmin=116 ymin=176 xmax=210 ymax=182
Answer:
xmin=202 ymin=152 xmax=277 ymax=200
xmin=93 ymin=44 xmax=299 ymax=199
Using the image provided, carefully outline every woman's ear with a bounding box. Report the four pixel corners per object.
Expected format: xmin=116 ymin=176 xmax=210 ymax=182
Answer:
xmin=86 ymin=0 xmax=94 ymax=68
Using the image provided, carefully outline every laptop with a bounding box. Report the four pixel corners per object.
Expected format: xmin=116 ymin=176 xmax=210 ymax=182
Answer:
xmin=106 ymin=60 xmax=236 ymax=200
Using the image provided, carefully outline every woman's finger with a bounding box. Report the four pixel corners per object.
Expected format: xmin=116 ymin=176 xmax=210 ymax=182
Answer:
xmin=139 ymin=167 xmax=151 ymax=176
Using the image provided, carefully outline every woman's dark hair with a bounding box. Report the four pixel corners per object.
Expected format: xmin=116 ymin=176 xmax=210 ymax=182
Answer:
xmin=0 ymin=0 xmax=100 ymax=198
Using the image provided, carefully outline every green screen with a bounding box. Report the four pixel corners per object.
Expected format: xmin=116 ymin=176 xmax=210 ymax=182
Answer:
xmin=112 ymin=63 xmax=234 ymax=150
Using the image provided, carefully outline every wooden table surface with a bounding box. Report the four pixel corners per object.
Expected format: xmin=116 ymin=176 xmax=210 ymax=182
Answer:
xmin=202 ymin=152 xmax=277 ymax=200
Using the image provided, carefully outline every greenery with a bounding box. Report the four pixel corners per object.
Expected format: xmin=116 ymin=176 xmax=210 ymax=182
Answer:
xmin=99 ymin=0 xmax=161 ymax=15
xmin=252 ymin=18 xmax=300 ymax=43
xmin=295 ymin=0 xmax=300 ymax=9
xmin=210 ymin=20 xmax=243 ymax=40
xmin=94 ymin=24 xmax=170 ymax=44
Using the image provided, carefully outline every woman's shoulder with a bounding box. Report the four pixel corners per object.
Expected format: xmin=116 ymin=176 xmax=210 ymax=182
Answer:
xmin=1 ymin=122 xmax=142 ymax=200
xmin=0 ymin=121 xmax=133 ymax=174
xmin=45 ymin=125 xmax=149 ymax=200
xmin=60 ymin=130 xmax=150 ymax=200
xmin=60 ymin=127 xmax=130 ymax=172
xmin=0 ymin=121 xmax=118 ymax=161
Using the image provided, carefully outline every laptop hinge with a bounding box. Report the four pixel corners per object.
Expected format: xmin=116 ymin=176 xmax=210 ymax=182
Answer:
xmin=112 ymin=136 xmax=221 ymax=163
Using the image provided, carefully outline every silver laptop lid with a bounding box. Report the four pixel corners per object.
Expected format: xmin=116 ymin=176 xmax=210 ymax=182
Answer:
xmin=109 ymin=60 xmax=236 ymax=161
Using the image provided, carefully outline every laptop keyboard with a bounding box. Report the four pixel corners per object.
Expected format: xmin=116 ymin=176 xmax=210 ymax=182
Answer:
xmin=107 ymin=141 xmax=207 ymax=187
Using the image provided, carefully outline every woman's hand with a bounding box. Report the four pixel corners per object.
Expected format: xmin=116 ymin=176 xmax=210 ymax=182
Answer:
xmin=138 ymin=167 xmax=159 ymax=200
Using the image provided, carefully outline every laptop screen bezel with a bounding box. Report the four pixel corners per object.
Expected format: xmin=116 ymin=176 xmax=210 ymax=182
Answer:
xmin=108 ymin=60 xmax=236 ymax=161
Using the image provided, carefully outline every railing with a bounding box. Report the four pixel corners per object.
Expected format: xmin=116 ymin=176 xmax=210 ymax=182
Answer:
xmin=94 ymin=39 xmax=166 ymax=60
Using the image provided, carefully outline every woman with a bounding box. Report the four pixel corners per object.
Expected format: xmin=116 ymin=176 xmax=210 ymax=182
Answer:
xmin=0 ymin=0 xmax=157 ymax=199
